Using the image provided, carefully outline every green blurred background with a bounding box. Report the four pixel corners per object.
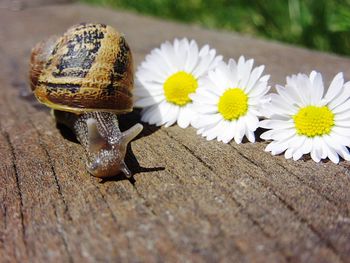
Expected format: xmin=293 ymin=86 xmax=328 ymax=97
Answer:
xmin=81 ymin=0 xmax=350 ymax=56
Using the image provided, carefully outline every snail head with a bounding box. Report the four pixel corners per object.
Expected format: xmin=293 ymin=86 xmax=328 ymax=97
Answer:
xmin=86 ymin=118 xmax=143 ymax=178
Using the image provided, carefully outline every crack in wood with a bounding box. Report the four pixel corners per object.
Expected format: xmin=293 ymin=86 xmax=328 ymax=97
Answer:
xmin=93 ymin=183 xmax=136 ymax=257
xmin=232 ymin=147 xmax=345 ymax=263
xmin=3 ymin=205 xmax=7 ymax=232
xmin=275 ymin=162 xmax=349 ymax=216
xmin=40 ymin=142 xmax=74 ymax=262
xmin=23 ymin=116 xmax=75 ymax=262
xmin=130 ymin=183 xmax=157 ymax=217
xmin=52 ymin=203 xmax=74 ymax=263
xmin=94 ymin=186 xmax=119 ymax=224
xmin=139 ymin=139 xmax=253 ymax=260
xmin=164 ymin=131 xmax=268 ymax=223
xmin=27 ymin=116 xmax=73 ymax=221
xmin=0 ymin=203 xmax=6 ymax=245
xmin=162 ymin=130 xmax=288 ymax=260
xmin=2 ymin=130 xmax=28 ymax=256
xmin=40 ymin=140 xmax=72 ymax=221
xmin=1 ymin=85 xmax=77 ymax=260
xmin=190 ymin=201 xmax=249 ymax=261
xmin=162 ymin=125 xmax=347 ymax=260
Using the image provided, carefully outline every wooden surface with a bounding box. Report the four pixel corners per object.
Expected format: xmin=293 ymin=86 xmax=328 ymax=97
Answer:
xmin=1 ymin=3 xmax=350 ymax=263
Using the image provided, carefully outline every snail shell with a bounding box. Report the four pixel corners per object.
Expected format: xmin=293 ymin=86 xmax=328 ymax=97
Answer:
xmin=30 ymin=23 xmax=134 ymax=114
xmin=29 ymin=23 xmax=143 ymax=178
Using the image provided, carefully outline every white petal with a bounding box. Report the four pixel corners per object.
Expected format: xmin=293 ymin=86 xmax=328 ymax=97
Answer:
xmin=141 ymin=105 xmax=158 ymax=124
xmin=212 ymin=55 xmax=223 ymax=70
xmin=207 ymin=69 xmax=228 ymax=94
xmin=217 ymin=120 xmax=231 ymax=142
xmin=296 ymin=73 xmax=313 ymax=104
xmin=260 ymin=129 xmax=275 ymax=140
xmin=248 ymin=81 xmax=270 ymax=98
xmin=332 ymin=99 xmax=350 ymax=114
xmin=137 ymin=67 xmax=167 ymax=83
xmin=192 ymin=104 xmax=218 ymax=114
xmin=159 ymin=41 xmax=178 ymax=70
xmin=246 ymin=65 xmax=265 ymax=93
xmin=144 ymin=54 xmax=173 ymax=79
xmin=259 ymin=119 xmax=294 ymax=130
xmin=174 ymin=38 xmax=189 ymax=70
xmin=292 ymin=135 xmax=306 ymax=149
xmin=203 ymin=120 xmax=225 ymax=141
xmin=197 ymin=128 xmax=205 ymax=135
xmin=310 ymin=72 xmax=324 ymax=104
xmin=265 ymin=140 xmax=288 ymax=155
xmin=310 ymin=137 xmax=322 ymax=162
xmin=192 ymin=48 xmax=217 ymax=78
xmin=327 ymin=132 xmax=350 ymax=147
xmin=260 ymin=75 xmax=270 ymax=83
xmin=267 ymin=95 xmax=298 ymax=116
xmin=135 ymin=95 xmax=165 ymax=108
xmin=334 ymin=110 xmax=350 ymax=122
xmin=148 ymin=101 xmax=171 ymax=125
xmin=164 ymin=105 xmax=180 ymax=127
xmin=337 ymin=145 xmax=350 ymax=161
xmin=134 ymin=83 xmax=163 ymax=97
xmin=156 ymin=103 xmax=173 ymax=126
xmin=215 ymin=64 xmax=234 ymax=90
xmin=227 ymin=58 xmax=238 ymax=82
xmin=185 ymin=40 xmax=199 ymax=72
xmin=198 ymin=44 xmax=209 ymax=57
xmin=244 ymin=113 xmax=259 ymax=132
xmin=284 ymin=148 xmax=294 ymax=159
xmin=293 ymin=149 xmax=303 ymax=161
xmin=177 ymin=106 xmax=196 ymax=129
xmin=332 ymin=126 xmax=350 ymax=137
xmin=239 ymin=59 xmax=254 ymax=89
xmin=328 ymin=84 xmax=350 ymax=110
xmin=234 ymin=119 xmax=246 ymax=144
xmin=142 ymin=102 xmax=165 ymax=126
xmin=245 ymin=124 xmax=256 ymax=143
xmin=151 ymin=49 xmax=176 ymax=76
xmin=237 ymin=56 xmax=246 ymax=73
xmin=324 ymin=72 xmax=344 ymax=102
xmin=275 ymin=84 xmax=303 ymax=107
xmin=300 ymin=137 xmax=313 ymax=154
xmin=272 ymin=128 xmax=297 ymax=141
xmin=190 ymin=91 xmax=219 ymax=105
xmin=222 ymin=121 xmax=237 ymax=143
xmin=192 ymin=113 xmax=222 ymax=129
xmin=309 ymin=71 xmax=317 ymax=82
xmin=325 ymin=143 xmax=339 ymax=163
xmin=311 ymin=150 xmax=321 ymax=162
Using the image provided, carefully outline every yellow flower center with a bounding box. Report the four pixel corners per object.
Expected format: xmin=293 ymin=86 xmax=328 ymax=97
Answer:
xmin=293 ymin=106 xmax=334 ymax=137
xmin=163 ymin=71 xmax=198 ymax=106
xmin=218 ymin=88 xmax=248 ymax=120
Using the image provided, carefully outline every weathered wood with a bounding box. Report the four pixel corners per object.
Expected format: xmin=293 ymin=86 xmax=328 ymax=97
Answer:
xmin=1 ymin=3 xmax=350 ymax=263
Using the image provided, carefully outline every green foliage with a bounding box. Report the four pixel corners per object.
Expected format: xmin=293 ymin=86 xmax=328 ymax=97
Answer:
xmin=81 ymin=0 xmax=350 ymax=56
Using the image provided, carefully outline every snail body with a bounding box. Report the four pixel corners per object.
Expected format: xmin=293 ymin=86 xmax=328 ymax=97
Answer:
xmin=30 ymin=23 xmax=143 ymax=178
xmin=54 ymin=110 xmax=142 ymax=178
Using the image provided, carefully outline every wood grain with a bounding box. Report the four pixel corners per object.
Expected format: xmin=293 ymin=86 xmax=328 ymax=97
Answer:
xmin=1 ymin=3 xmax=350 ymax=263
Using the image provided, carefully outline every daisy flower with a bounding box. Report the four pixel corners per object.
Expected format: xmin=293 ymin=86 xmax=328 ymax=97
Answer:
xmin=260 ymin=71 xmax=350 ymax=163
xmin=134 ymin=38 xmax=222 ymax=128
xmin=191 ymin=56 xmax=270 ymax=144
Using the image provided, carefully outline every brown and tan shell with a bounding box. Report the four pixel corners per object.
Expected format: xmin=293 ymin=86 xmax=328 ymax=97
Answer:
xmin=30 ymin=23 xmax=134 ymax=114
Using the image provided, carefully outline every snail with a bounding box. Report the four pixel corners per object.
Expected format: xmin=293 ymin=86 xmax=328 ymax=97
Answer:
xmin=29 ymin=23 xmax=143 ymax=178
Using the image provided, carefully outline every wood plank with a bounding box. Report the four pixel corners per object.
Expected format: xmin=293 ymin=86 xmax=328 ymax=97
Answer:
xmin=1 ymin=3 xmax=350 ymax=262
